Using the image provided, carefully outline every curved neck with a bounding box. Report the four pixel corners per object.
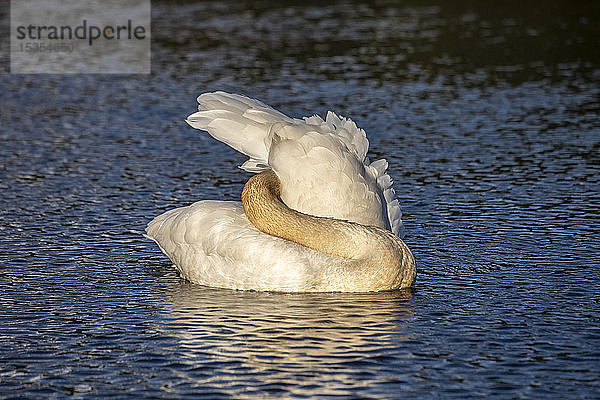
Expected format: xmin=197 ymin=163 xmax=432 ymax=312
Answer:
xmin=242 ymin=170 xmax=360 ymax=259
xmin=241 ymin=170 xmax=416 ymax=289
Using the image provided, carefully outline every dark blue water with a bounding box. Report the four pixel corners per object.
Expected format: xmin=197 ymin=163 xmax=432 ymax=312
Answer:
xmin=1 ymin=1 xmax=599 ymax=398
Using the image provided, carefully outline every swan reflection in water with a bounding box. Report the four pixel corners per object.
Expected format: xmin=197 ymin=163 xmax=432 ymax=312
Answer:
xmin=155 ymin=278 xmax=415 ymax=396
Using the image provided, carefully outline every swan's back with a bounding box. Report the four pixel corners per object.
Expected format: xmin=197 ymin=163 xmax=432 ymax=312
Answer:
xmin=186 ymin=91 xmax=403 ymax=236
xmin=146 ymin=200 xmax=362 ymax=291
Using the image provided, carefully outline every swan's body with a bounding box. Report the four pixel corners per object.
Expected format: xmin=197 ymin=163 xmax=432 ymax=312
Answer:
xmin=146 ymin=92 xmax=416 ymax=292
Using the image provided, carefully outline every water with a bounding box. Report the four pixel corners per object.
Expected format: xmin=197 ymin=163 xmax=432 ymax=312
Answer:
xmin=1 ymin=0 xmax=599 ymax=398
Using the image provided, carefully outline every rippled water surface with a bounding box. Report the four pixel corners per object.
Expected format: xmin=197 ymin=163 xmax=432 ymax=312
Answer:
xmin=1 ymin=1 xmax=599 ymax=398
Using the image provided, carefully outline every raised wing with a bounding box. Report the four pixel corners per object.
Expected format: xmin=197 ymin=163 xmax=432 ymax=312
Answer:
xmin=185 ymin=91 xmax=403 ymax=236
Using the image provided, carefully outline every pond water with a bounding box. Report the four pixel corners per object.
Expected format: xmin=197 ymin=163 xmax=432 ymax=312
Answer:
xmin=1 ymin=1 xmax=599 ymax=398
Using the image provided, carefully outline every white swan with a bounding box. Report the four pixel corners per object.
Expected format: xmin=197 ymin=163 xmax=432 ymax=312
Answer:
xmin=146 ymin=92 xmax=416 ymax=292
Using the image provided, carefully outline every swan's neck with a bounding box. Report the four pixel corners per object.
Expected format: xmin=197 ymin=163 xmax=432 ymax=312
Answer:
xmin=241 ymin=170 xmax=416 ymax=289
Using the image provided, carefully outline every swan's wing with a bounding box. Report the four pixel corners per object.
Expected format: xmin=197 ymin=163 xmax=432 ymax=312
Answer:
xmin=285 ymin=112 xmax=404 ymax=237
xmin=265 ymin=121 xmax=382 ymax=229
xmin=184 ymin=91 xmax=404 ymax=236
xmin=185 ymin=91 xmax=292 ymax=172
xmin=145 ymin=200 xmax=346 ymax=291
xmin=303 ymin=111 xmax=369 ymax=163
xmin=365 ymin=158 xmax=403 ymax=238
xmin=185 ymin=92 xmax=369 ymax=172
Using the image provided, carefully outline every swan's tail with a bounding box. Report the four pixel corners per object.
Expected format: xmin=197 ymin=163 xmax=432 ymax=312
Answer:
xmin=186 ymin=91 xmax=292 ymax=172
